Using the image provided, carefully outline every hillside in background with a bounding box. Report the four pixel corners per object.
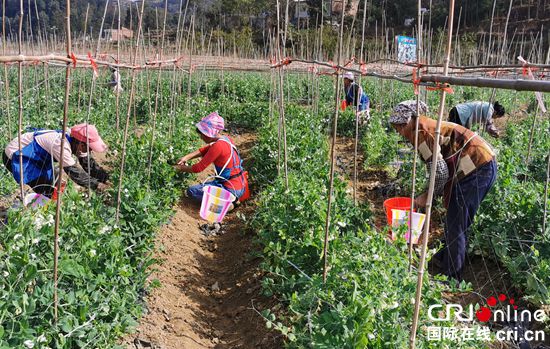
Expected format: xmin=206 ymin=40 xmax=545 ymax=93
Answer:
xmin=0 ymin=0 xmax=548 ymax=62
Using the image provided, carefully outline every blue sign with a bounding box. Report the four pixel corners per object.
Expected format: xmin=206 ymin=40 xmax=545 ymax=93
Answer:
xmin=396 ymin=36 xmax=417 ymax=63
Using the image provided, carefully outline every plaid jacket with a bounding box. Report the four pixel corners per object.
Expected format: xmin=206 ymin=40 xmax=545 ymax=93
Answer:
xmin=404 ymin=116 xmax=495 ymax=205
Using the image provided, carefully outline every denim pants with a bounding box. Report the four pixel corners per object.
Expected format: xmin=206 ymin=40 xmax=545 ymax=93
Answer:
xmin=187 ymin=181 xmax=245 ymax=203
xmin=442 ymin=159 xmax=497 ymax=280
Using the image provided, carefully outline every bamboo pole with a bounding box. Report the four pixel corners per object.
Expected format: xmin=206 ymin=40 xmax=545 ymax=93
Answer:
xmin=353 ymin=0 xmax=368 ymax=206
xmin=115 ymin=0 xmax=122 ymax=131
xmin=275 ymin=0 xmax=289 ymax=185
xmin=409 ymin=0 xmax=423 ymax=273
xmin=3 ymin=0 xmax=11 ymax=137
xmin=488 ymin=0 xmax=514 ymax=105
xmin=76 ymin=6 xmax=90 ymax=112
xmin=146 ymin=0 xmax=169 ymax=183
xmin=409 ymin=0 xmax=455 ymax=347
xmin=95 ymin=0 xmax=110 ymax=59
xmin=53 ymin=0 xmax=73 ymax=322
xmin=281 ymin=0 xmax=290 ymax=187
xmin=186 ymin=14 xmax=195 ymax=116
xmin=543 ymin=147 xmax=550 ymax=234
xmin=115 ymin=0 xmax=146 ymax=223
xmin=525 ymin=107 xmax=540 ymax=166
xmin=16 ymin=0 xmax=25 ymax=203
xmin=168 ymin=0 xmax=185 ymax=137
xmin=322 ymin=0 xmax=346 ymax=284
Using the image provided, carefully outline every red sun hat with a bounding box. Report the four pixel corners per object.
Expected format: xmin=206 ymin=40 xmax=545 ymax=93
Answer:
xmin=70 ymin=123 xmax=108 ymax=153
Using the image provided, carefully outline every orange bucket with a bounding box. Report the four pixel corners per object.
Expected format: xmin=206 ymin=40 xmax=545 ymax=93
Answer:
xmin=383 ymin=197 xmax=414 ymax=226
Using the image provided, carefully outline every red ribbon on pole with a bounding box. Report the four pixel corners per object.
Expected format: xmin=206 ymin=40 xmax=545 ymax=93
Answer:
xmin=70 ymin=53 xmax=77 ymax=67
xmin=88 ymin=52 xmax=98 ymax=75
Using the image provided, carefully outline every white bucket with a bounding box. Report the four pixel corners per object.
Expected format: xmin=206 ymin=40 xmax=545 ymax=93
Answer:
xmin=23 ymin=193 xmax=50 ymax=209
xmin=390 ymin=209 xmax=426 ymax=244
xmin=199 ymin=185 xmax=236 ymax=223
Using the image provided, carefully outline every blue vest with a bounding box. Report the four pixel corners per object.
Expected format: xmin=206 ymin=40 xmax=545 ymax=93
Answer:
xmin=346 ymin=83 xmax=370 ymax=112
xmin=214 ymin=137 xmax=245 ymax=188
xmin=11 ymin=130 xmax=72 ymax=185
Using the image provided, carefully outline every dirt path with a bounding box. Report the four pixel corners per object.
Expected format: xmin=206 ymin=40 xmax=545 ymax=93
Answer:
xmin=124 ymin=132 xmax=281 ymax=349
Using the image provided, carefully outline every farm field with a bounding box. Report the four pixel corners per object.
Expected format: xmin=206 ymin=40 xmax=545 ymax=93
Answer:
xmin=1 ymin=0 xmax=550 ymax=348
xmin=0 ymin=65 xmax=548 ymax=348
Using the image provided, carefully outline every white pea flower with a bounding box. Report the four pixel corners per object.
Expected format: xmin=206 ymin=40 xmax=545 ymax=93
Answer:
xmin=34 ymin=214 xmax=44 ymax=228
xmin=368 ymin=333 xmax=375 ymax=340
xmin=390 ymin=302 xmax=399 ymax=309
xmin=99 ymin=226 xmax=110 ymax=234
xmin=89 ymin=249 xmax=96 ymax=257
xmin=23 ymin=340 xmax=34 ymax=348
xmin=3 ymin=271 xmax=9 ymax=277
xmin=45 ymin=215 xmax=54 ymax=227
xmin=372 ymin=254 xmax=380 ymax=261
xmin=32 ymin=238 xmax=40 ymax=244
xmin=336 ymin=221 xmax=347 ymax=228
xmin=37 ymin=334 xmax=47 ymax=343
xmin=13 ymin=234 xmax=23 ymax=240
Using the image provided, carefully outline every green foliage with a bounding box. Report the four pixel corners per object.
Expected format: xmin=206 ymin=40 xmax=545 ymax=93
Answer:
xmin=360 ymin=110 xmax=401 ymax=170
xmin=471 ymin=116 xmax=550 ymax=305
xmin=0 ymin=66 xmax=196 ymax=347
xmin=249 ymin=91 xmax=486 ymax=348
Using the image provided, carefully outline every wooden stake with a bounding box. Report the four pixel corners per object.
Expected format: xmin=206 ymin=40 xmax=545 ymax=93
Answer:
xmin=16 ymin=0 xmax=25 ymax=203
xmin=543 ymin=146 xmax=550 ymax=234
xmin=53 ymin=0 xmax=73 ymax=323
xmin=408 ymin=0 xmax=424 ymax=273
xmin=354 ymin=0 xmax=368 ymax=206
xmin=322 ymin=0 xmax=346 ymax=284
xmin=3 ymin=0 xmax=11 ymax=137
xmin=115 ymin=0 xmax=146 ymax=223
xmin=409 ymin=0 xmax=455 ymax=347
xmin=146 ymin=0 xmax=169 ymax=183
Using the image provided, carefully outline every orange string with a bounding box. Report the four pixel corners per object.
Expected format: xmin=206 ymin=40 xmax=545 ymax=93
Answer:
xmin=412 ymin=69 xmax=421 ymax=95
xmin=426 ymin=82 xmax=453 ymax=94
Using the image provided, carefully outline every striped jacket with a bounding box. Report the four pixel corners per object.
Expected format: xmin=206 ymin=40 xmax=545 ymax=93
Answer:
xmin=403 ymin=116 xmax=495 ymax=205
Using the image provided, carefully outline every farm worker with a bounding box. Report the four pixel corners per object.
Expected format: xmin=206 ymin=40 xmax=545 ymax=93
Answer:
xmin=389 ymin=100 xmax=497 ymax=281
xmin=109 ymin=67 xmax=123 ymax=93
xmin=2 ymin=123 xmax=110 ymax=198
xmin=175 ymin=112 xmax=248 ymax=208
xmin=448 ymin=101 xmax=505 ymax=138
xmin=341 ymin=71 xmax=371 ymax=125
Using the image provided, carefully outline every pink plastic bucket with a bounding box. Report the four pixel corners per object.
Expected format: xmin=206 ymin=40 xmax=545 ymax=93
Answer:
xmin=200 ymin=185 xmax=236 ymax=223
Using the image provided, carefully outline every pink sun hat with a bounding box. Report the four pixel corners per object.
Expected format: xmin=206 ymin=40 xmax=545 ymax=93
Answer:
xmin=70 ymin=123 xmax=108 ymax=152
xmin=196 ymin=112 xmax=225 ymax=138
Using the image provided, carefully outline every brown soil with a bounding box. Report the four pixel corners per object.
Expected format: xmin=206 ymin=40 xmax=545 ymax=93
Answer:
xmin=333 ymin=136 xmax=445 ymax=241
xmin=123 ymin=132 xmax=282 ymax=349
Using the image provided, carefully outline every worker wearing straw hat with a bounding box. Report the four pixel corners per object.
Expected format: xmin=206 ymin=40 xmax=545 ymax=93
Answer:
xmin=175 ymin=112 xmax=248 ymax=208
xmin=342 ymin=71 xmax=371 ymax=125
xmin=389 ymin=100 xmax=497 ymax=282
xmin=3 ymin=123 xmax=111 ymax=197
xmin=449 ymin=101 xmax=505 ymax=138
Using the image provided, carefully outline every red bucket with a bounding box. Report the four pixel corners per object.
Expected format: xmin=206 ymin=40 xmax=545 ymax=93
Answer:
xmin=238 ymin=171 xmax=250 ymax=202
xmin=383 ymin=197 xmax=414 ymax=226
